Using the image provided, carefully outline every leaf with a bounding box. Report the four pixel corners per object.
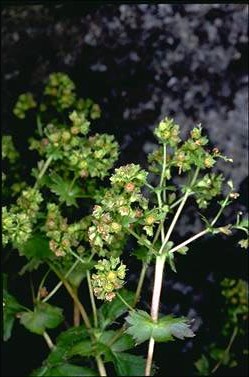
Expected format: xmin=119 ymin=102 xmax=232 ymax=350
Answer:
xmin=20 ymin=302 xmax=63 ymax=335
xmin=3 ymin=287 xmax=24 ymax=341
xmin=177 ymin=246 xmax=189 ymax=255
xmin=195 ymin=355 xmax=210 ymax=376
xmin=43 ymin=325 xmax=89 ymax=365
xmin=111 ymin=352 xmax=146 ymax=376
xmin=98 ymin=289 xmax=135 ymax=330
xmin=126 ymin=310 xmax=195 ymax=344
xmin=132 ymin=246 xmax=152 ymax=262
xmin=31 ymin=363 xmax=97 ymax=376
xmin=99 ymin=331 xmax=135 ymax=353
xmin=48 ymin=173 xmax=84 ymax=207
xmin=67 ymin=339 xmax=94 ymax=357
xmin=19 ymin=234 xmax=52 ymax=260
xmin=167 ymin=251 xmax=177 ymax=273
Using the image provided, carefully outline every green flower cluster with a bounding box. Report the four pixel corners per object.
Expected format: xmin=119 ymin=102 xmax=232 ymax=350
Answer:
xmin=149 ymin=123 xmax=230 ymax=178
xmin=173 ymin=126 xmax=214 ymax=173
xmin=2 ymin=206 xmax=32 ymax=247
xmin=91 ymin=257 xmax=126 ymax=301
xmin=68 ymin=133 xmax=119 ymax=179
xmin=154 ymin=117 xmax=181 ymax=146
xmin=2 ymin=135 xmax=19 ymax=163
xmin=221 ymin=278 xmax=248 ymax=335
xmin=30 ymin=114 xmax=118 ymax=179
xmin=16 ymin=187 xmax=43 ymax=219
xmin=88 ymin=164 xmax=149 ymax=250
xmin=44 ymin=203 xmax=89 ymax=257
xmin=69 ymin=110 xmax=90 ymax=135
xmin=110 ymin=163 xmax=148 ymax=189
xmin=13 ymin=93 xmax=37 ymax=119
xmin=75 ymin=98 xmax=101 ymax=120
xmin=192 ymin=173 xmax=224 ymax=209
xmin=3 ymin=187 xmax=43 ymax=247
xmin=44 ymin=72 xmax=76 ymax=111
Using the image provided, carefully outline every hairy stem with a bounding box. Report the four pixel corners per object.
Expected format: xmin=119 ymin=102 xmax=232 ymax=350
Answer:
xmin=116 ymin=292 xmax=134 ymax=312
xmin=169 ymin=229 xmax=209 ymax=254
xmin=87 ymin=270 xmax=98 ymax=328
xmin=96 ymin=356 xmax=107 ymax=377
xmin=133 ymin=262 xmax=148 ymax=306
xmin=145 ymin=167 xmax=199 ymax=376
xmin=42 ymin=260 xmax=79 ymax=303
xmin=211 ymin=326 xmax=238 ymax=374
xmin=43 ymin=331 xmax=54 ymax=350
xmin=160 ymin=143 xmax=167 ymax=203
xmin=145 ymin=337 xmax=155 ymax=376
xmin=48 ymin=262 xmax=91 ymax=329
xmin=73 ymin=288 xmax=80 ymax=327
xmin=34 ymin=155 xmax=53 ymax=189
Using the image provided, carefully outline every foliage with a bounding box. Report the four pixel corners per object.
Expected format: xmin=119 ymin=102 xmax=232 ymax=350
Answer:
xmin=195 ymin=278 xmax=248 ymax=375
xmin=2 ymin=72 xmax=247 ymax=376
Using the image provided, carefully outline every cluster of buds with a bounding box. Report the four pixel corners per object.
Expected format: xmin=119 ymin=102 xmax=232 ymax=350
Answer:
xmin=68 ymin=133 xmax=119 ymax=179
xmin=221 ymin=278 xmax=248 ymax=334
xmin=154 ymin=117 xmax=181 ymax=147
xmin=16 ymin=187 xmax=43 ymax=219
xmin=2 ymin=206 xmax=32 ymax=247
xmin=13 ymin=92 xmax=37 ymax=119
xmin=91 ymin=257 xmax=126 ymax=301
xmin=2 ymin=135 xmax=20 ymax=163
xmin=89 ymin=164 xmax=150 ymax=250
xmin=69 ymin=110 xmax=90 ymax=136
xmin=173 ymin=126 xmax=215 ymax=173
xmin=44 ymin=72 xmax=76 ymax=110
xmin=142 ymin=208 xmax=166 ymax=237
xmin=88 ymin=206 xmax=123 ymax=249
xmin=75 ymin=97 xmax=101 ymax=120
xmin=45 ymin=203 xmax=88 ymax=257
xmin=192 ymin=173 xmax=224 ymax=209
xmin=110 ymin=163 xmax=148 ymax=189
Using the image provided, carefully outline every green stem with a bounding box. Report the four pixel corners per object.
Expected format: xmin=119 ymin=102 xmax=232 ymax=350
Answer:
xmin=37 ymin=269 xmax=51 ymax=301
xmin=68 ymin=174 xmax=78 ymax=192
xmin=169 ymin=229 xmax=209 ymax=254
xmin=211 ymin=326 xmax=238 ymax=374
xmin=43 ymin=331 xmax=54 ymax=350
xmin=96 ymin=356 xmax=107 ymax=377
xmin=87 ymin=271 xmax=98 ymax=328
xmin=68 ymin=248 xmax=88 ymax=265
xmin=42 ymin=260 xmax=79 ymax=303
xmin=34 ymin=155 xmax=53 ymax=189
xmin=211 ymin=194 xmax=230 ymax=226
xmin=159 ymin=167 xmax=200 ymax=255
xmin=116 ymin=292 xmax=134 ymax=312
xmin=160 ymin=143 xmax=167 ymax=203
xmin=133 ymin=262 xmax=148 ymax=306
xmin=36 ymin=114 xmax=43 ymax=137
xmin=145 ymin=167 xmax=199 ymax=376
xmin=48 ymin=262 xmax=92 ymax=330
xmin=127 ymin=228 xmax=157 ymax=255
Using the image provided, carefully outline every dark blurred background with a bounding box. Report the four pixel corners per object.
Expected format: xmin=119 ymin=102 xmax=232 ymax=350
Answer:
xmin=1 ymin=3 xmax=248 ymax=376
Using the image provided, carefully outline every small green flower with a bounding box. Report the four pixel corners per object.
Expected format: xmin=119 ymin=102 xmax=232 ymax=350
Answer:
xmin=69 ymin=110 xmax=90 ymax=135
xmin=13 ymin=93 xmax=37 ymax=119
xmin=17 ymin=187 xmax=43 ymax=219
xmin=44 ymin=72 xmax=76 ymax=110
xmin=193 ymin=173 xmax=224 ymax=209
xmin=154 ymin=117 xmax=181 ymax=146
xmin=2 ymin=207 xmax=32 ymax=246
xmin=91 ymin=257 xmax=126 ymax=301
xmin=2 ymin=135 xmax=19 ymax=163
xmin=110 ymin=163 xmax=148 ymax=189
